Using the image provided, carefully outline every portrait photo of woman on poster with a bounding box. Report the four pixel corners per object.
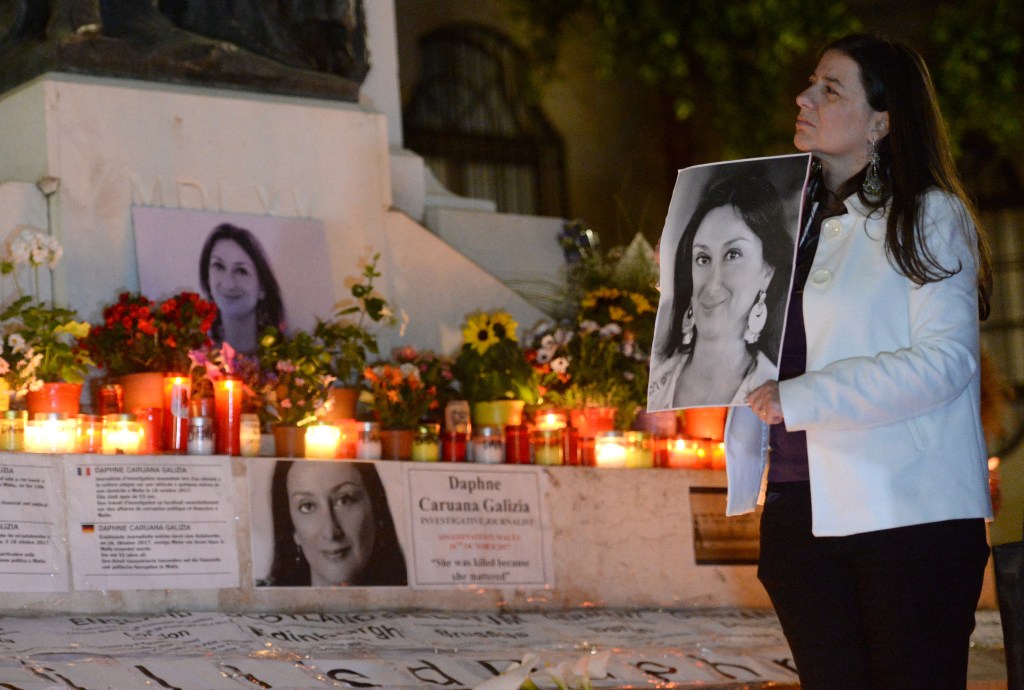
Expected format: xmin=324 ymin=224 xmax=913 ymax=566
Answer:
xmin=648 ymin=155 xmax=808 ymax=410
xmin=258 ymin=460 xmax=408 ymax=588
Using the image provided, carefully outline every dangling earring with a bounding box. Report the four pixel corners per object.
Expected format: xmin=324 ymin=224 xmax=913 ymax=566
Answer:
xmin=295 ymin=543 xmax=304 ymax=566
xmin=744 ymin=290 xmax=767 ymax=344
xmin=681 ymin=304 xmax=695 ymax=346
xmin=863 ymin=138 xmax=883 ymax=196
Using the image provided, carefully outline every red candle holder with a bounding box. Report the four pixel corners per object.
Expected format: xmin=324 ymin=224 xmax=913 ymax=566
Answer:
xmin=214 ymin=377 xmax=243 ymax=455
xmin=163 ymin=375 xmax=191 ymax=454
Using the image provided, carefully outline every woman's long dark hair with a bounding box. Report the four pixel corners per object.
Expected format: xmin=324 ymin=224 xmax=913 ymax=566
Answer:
xmin=825 ymin=33 xmax=992 ymax=319
xmin=199 ymin=223 xmax=286 ymax=348
xmin=662 ymin=172 xmax=794 ymax=366
xmin=265 ymin=460 xmax=408 ymax=587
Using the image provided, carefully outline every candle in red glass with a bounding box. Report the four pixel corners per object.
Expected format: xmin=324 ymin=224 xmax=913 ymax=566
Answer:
xmin=163 ymin=375 xmax=191 ymax=454
xmin=441 ymin=430 xmax=468 ymax=462
xmin=134 ymin=406 xmax=164 ymax=454
xmin=504 ymin=424 xmax=531 ymax=464
xmin=563 ymin=426 xmax=580 ymax=465
xmin=214 ymin=377 xmax=243 ymax=455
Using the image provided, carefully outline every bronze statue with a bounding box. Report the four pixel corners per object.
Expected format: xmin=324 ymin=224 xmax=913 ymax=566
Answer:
xmin=0 ymin=0 xmax=369 ymax=100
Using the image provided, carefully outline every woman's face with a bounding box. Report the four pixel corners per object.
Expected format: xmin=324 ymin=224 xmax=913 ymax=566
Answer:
xmin=794 ymin=50 xmax=885 ymax=178
xmin=287 ymin=462 xmax=376 ymax=587
xmin=208 ymin=239 xmax=262 ymax=321
xmin=689 ymin=205 xmax=773 ymax=342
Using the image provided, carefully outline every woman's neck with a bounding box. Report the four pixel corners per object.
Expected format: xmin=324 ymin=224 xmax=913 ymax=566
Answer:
xmin=221 ymin=315 xmax=259 ymax=353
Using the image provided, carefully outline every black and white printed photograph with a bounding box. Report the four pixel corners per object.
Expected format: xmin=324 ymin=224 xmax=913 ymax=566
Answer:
xmin=647 ymin=154 xmax=810 ymax=410
xmin=132 ymin=207 xmax=337 ymax=354
xmin=251 ymin=459 xmax=408 ymax=588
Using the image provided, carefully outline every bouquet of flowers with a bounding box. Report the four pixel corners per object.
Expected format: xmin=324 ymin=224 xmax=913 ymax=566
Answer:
xmin=254 ymin=327 xmax=336 ymax=427
xmin=453 ymin=309 xmax=539 ymax=405
xmin=363 ymin=357 xmax=439 ymax=430
xmin=0 ymin=227 xmax=92 ymax=395
xmin=390 ymin=345 xmax=458 ymax=421
xmin=82 ymin=291 xmax=218 ymax=376
xmin=188 ymin=340 xmax=262 ymax=403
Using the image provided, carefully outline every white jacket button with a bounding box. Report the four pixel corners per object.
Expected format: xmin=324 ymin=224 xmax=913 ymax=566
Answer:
xmin=822 ymin=218 xmax=843 ymax=239
xmin=810 ymin=268 xmax=832 ymax=285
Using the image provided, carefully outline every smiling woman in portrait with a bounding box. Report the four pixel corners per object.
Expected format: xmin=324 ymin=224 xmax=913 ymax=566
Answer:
xmin=261 ymin=460 xmax=407 ymax=587
xmin=198 ymin=223 xmax=285 ymax=354
xmin=648 ymin=172 xmax=795 ymax=409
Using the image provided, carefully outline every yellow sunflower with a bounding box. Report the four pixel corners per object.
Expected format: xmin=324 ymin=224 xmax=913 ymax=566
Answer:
xmin=488 ymin=310 xmax=519 ymax=343
xmin=463 ymin=312 xmax=499 ymax=355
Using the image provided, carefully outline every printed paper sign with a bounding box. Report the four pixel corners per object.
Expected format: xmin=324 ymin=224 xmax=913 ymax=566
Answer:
xmin=64 ymin=456 xmax=239 ymax=590
xmin=0 ymin=456 xmax=69 ymax=592
xmin=406 ymin=466 xmax=552 ymax=588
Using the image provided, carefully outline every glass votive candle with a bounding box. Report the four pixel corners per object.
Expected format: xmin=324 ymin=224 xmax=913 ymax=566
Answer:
xmin=25 ymin=413 xmax=77 ymax=453
xmin=336 ymin=419 xmax=358 ymax=459
xmin=594 ymin=431 xmax=628 ymax=468
xmin=188 ymin=415 xmax=215 ymax=455
xmin=533 ymin=408 xmax=567 ymax=431
xmin=411 ymin=423 xmax=441 ymax=462
xmin=133 ymin=406 xmax=164 ymax=455
xmin=440 ymin=429 xmax=468 ymax=462
xmin=163 ymin=375 xmax=191 ymax=454
xmin=0 ymin=409 xmax=28 ymax=452
xmin=75 ymin=414 xmax=103 ymax=454
xmin=355 ymin=421 xmax=382 ymax=459
xmin=471 ymin=425 xmax=504 ymax=464
xmin=532 ymin=428 xmax=564 ymax=466
xmin=625 ymin=431 xmax=653 ymax=468
xmin=504 ymin=424 xmax=531 ymax=464
xmin=710 ymin=441 xmax=726 ymax=470
xmin=213 ymin=377 xmax=243 ymax=455
xmin=664 ymin=437 xmax=700 ymax=469
xmin=305 ymin=424 xmax=341 ymax=459
xmin=240 ymin=413 xmax=262 ymax=457
xmin=102 ymin=413 xmax=142 ymax=455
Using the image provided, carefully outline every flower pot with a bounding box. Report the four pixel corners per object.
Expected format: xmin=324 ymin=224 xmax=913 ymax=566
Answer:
xmin=684 ymin=407 xmax=728 ymax=441
xmin=26 ymin=382 xmax=82 ymax=418
xmin=323 ymin=387 xmax=359 ymax=424
xmin=471 ymin=400 xmax=525 ymax=429
xmin=272 ymin=424 xmax=306 ymax=458
xmin=380 ymin=428 xmax=414 ymax=460
xmin=569 ymin=406 xmax=617 ymax=438
xmin=118 ymin=371 xmax=166 ymax=415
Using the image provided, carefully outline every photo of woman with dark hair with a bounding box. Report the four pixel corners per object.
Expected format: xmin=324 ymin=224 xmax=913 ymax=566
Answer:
xmin=199 ymin=223 xmax=286 ymax=354
xmin=648 ymin=160 xmax=805 ymax=409
xmin=260 ymin=460 xmax=407 ymax=587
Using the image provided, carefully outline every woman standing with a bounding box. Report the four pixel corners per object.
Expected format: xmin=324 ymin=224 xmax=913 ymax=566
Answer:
xmin=733 ymin=34 xmax=993 ymax=688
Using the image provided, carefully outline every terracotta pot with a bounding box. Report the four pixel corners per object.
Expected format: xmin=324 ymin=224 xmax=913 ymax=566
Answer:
xmin=118 ymin=371 xmax=166 ymax=415
xmin=569 ymin=406 xmax=617 ymax=438
xmin=380 ymin=428 xmax=414 ymax=460
xmin=471 ymin=400 xmax=525 ymax=429
xmin=272 ymin=424 xmax=305 ymax=458
xmin=322 ymin=387 xmax=359 ymax=424
xmin=26 ymin=382 xmax=82 ymax=417
xmin=684 ymin=407 xmax=728 ymax=441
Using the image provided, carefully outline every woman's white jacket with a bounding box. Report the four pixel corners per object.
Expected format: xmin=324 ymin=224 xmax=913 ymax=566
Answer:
xmin=723 ymin=189 xmax=992 ymax=537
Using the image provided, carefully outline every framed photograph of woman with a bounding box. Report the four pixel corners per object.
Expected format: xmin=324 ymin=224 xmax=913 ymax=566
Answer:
xmin=648 ymin=154 xmax=811 ymax=410
xmin=132 ymin=207 xmax=337 ymax=354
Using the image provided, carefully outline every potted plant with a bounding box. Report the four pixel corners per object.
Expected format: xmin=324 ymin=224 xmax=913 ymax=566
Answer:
xmin=314 ymin=253 xmax=395 ymax=420
xmin=453 ymin=309 xmax=539 ymax=429
xmin=0 ymin=227 xmax=92 ymax=415
xmin=81 ymin=291 xmax=218 ymax=412
xmin=363 ymin=357 xmax=439 ymax=459
xmin=254 ymin=326 xmax=336 ymax=457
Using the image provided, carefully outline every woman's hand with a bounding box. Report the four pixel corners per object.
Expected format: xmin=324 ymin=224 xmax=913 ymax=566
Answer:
xmin=746 ymin=380 xmax=783 ymax=425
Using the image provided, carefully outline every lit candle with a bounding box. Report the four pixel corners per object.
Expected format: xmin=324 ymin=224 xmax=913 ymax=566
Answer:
xmin=163 ymin=375 xmax=191 ymax=454
xmin=304 ymin=424 xmax=341 ymax=459
xmin=213 ymin=377 xmax=243 ymax=455
xmin=102 ymin=413 xmax=142 ymax=455
xmin=534 ymin=409 xmax=567 ymax=431
xmin=411 ymin=423 xmax=441 ymax=462
xmin=710 ymin=442 xmax=726 ymax=470
xmin=75 ymin=414 xmax=103 ymax=454
xmin=594 ymin=431 xmax=628 ymax=468
xmin=665 ymin=437 xmax=699 ymax=469
xmin=625 ymin=431 xmax=653 ymax=468
xmin=25 ymin=414 xmax=76 ymax=453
